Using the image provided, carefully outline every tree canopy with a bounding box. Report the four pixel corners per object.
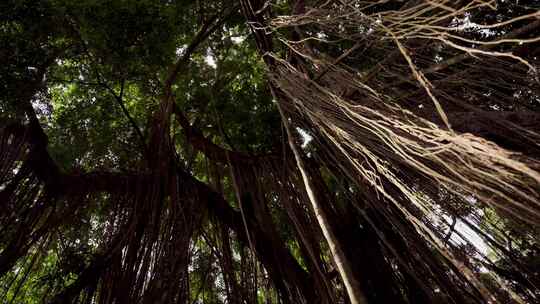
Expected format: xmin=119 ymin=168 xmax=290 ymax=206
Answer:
xmin=1 ymin=0 xmax=539 ymax=303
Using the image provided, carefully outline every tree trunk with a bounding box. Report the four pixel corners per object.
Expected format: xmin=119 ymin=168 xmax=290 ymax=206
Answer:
xmin=275 ymin=100 xmax=369 ymax=304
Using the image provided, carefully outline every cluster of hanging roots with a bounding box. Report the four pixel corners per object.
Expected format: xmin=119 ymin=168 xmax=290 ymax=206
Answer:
xmin=259 ymin=0 xmax=540 ymax=302
xmin=1 ymin=0 xmax=540 ymax=303
xmin=0 ymin=104 xmax=199 ymax=303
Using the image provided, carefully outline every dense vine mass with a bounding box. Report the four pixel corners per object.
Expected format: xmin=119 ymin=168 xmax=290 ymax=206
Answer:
xmin=1 ymin=0 xmax=539 ymax=303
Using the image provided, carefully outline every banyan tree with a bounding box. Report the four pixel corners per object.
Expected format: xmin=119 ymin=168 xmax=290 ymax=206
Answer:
xmin=1 ymin=0 xmax=539 ymax=303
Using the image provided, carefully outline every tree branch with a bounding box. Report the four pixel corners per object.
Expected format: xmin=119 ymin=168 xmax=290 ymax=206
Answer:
xmin=172 ymin=103 xmax=277 ymax=164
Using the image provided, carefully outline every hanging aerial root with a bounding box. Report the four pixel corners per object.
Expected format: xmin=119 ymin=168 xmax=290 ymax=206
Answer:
xmin=269 ymin=57 xmax=540 ymax=225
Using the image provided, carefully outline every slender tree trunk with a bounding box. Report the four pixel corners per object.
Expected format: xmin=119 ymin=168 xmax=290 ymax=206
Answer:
xmin=275 ymin=99 xmax=368 ymax=304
